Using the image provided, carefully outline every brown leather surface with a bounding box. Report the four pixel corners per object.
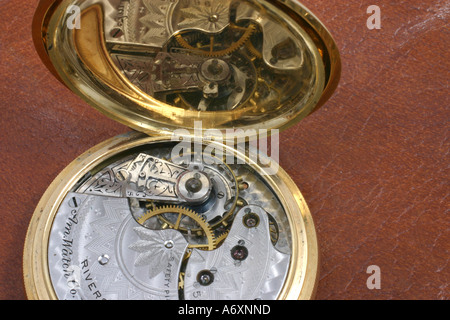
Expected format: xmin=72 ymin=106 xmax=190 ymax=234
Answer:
xmin=0 ymin=0 xmax=448 ymax=300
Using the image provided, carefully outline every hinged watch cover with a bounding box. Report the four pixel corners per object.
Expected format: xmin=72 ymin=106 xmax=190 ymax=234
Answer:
xmin=32 ymin=0 xmax=340 ymax=137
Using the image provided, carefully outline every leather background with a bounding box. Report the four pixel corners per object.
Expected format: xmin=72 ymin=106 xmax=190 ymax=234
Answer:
xmin=0 ymin=0 xmax=448 ymax=300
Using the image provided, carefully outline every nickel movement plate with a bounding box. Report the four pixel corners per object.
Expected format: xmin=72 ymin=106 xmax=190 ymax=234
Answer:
xmin=24 ymin=133 xmax=319 ymax=300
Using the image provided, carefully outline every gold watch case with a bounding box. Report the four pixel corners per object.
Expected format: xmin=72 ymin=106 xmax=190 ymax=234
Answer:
xmin=24 ymin=0 xmax=341 ymax=300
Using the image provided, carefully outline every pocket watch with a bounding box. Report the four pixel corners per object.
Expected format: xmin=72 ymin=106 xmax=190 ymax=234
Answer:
xmin=24 ymin=0 xmax=341 ymax=300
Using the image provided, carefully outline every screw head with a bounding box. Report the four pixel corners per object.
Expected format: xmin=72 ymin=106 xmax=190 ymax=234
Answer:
xmin=197 ymin=270 xmax=214 ymax=286
xmin=243 ymin=212 xmax=260 ymax=228
xmin=185 ymin=177 xmax=203 ymax=193
xmin=231 ymin=245 xmax=249 ymax=261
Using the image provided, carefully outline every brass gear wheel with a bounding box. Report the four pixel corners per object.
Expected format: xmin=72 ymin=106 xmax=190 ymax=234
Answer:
xmin=214 ymin=231 xmax=229 ymax=248
xmin=246 ymin=40 xmax=263 ymax=59
xmin=137 ymin=205 xmax=217 ymax=251
xmin=174 ymin=23 xmax=257 ymax=57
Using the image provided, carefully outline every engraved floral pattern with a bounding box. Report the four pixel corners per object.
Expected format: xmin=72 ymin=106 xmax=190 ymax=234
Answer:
xmin=178 ymin=0 xmax=231 ymax=32
xmin=129 ymin=228 xmax=187 ymax=279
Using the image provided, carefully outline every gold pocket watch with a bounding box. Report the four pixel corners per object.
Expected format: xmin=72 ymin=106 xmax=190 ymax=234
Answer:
xmin=24 ymin=0 xmax=340 ymax=300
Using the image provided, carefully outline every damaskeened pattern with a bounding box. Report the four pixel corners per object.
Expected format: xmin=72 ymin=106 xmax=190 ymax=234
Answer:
xmin=48 ymin=143 xmax=292 ymax=300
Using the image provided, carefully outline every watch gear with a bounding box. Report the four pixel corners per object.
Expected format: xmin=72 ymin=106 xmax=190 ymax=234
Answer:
xmin=174 ymin=23 xmax=257 ymax=58
xmin=136 ymin=205 xmax=217 ymax=251
xmin=169 ymin=151 xmax=243 ymax=231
